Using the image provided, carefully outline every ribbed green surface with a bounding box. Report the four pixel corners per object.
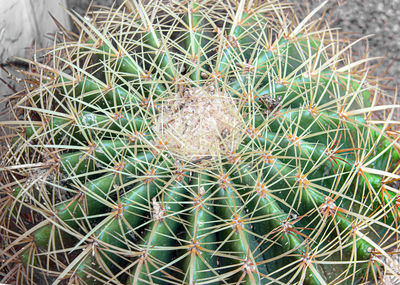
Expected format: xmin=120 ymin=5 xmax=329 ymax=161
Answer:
xmin=6 ymin=1 xmax=399 ymax=285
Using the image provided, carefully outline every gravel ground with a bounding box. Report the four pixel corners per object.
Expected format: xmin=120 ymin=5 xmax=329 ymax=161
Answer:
xmin=67 ymin=0 xmax=124 ymax=18
xmin=294 ymin=0 xmax=400 ymax=88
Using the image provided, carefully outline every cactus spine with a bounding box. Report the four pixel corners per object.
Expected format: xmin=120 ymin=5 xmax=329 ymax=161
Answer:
xmin=1 ymin=1 xmax=400 ymax=284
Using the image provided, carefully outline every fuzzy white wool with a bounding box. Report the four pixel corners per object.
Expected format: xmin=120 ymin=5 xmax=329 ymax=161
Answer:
xmin=153 ymin=85 xmax=240 ymax=160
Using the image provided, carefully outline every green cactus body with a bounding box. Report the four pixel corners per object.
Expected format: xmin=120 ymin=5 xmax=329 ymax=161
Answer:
xmin=2 ymin=1 xmax=400 ymax=285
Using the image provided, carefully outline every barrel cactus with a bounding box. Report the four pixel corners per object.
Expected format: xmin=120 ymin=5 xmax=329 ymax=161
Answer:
xmin=1 ymin=0 xmax=400 ymax=284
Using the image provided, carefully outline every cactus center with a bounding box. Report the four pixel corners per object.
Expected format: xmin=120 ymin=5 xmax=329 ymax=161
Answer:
xmin=153 ymin=85 xmax=241 ymax=160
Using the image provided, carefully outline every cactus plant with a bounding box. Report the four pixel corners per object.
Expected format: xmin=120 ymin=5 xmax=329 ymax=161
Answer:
xmin=1 ymin=0 xmax=400 ymax=284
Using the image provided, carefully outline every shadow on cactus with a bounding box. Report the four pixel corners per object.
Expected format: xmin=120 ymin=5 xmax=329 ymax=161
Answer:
xmin=1 ymin=0 xmax=400 ymax=284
